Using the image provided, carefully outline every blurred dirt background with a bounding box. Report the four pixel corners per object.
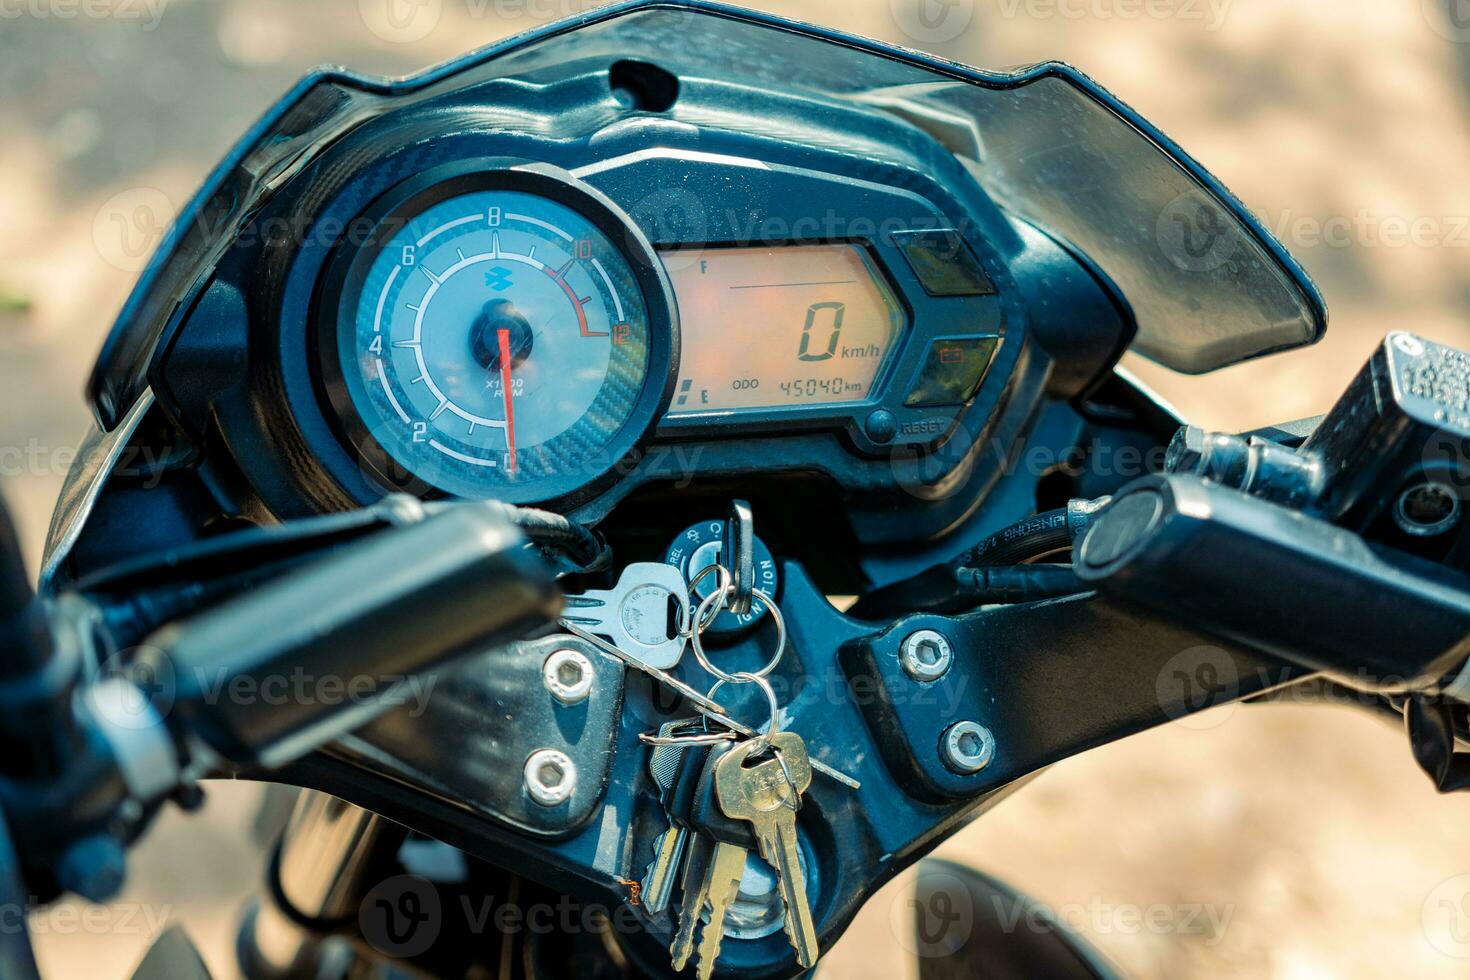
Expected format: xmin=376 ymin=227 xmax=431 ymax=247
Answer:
xmin=5 ymin=0 xmax=1470 ymax=977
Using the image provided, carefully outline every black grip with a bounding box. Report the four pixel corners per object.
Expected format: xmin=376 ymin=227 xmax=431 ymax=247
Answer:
xmin=134 ymin=504 xmax=561 ymax=768
xmin=1077 ymin=475 xmax=1470 ymax=691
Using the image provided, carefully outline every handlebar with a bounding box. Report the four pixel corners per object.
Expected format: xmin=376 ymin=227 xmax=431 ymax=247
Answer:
xmin=125 ymin=502 xmax=561 ymax=770
xmin=0 ymin=500 xmax=562 ymax=932
xmin=1077 ymin=474 xmax=1470 ymax=693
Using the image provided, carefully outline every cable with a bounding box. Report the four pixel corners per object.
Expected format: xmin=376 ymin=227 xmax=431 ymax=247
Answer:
xmin=957 ymin=497 xmax=1110 ymax=568
xmin=853 ymin=563 xmax=1085 ymax=617
xmin=852 ymin=497 xmax=1109 ymax=618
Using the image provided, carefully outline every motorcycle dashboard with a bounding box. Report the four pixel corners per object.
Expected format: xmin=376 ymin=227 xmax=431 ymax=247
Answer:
xmin=295 ymin=139 xmax=1016 ymax=517
xmin=99 ymin=0 xmax=1324 ymax=534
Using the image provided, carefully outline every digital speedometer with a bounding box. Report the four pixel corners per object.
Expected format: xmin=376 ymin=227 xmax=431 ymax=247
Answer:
xmin=317 ymin=163 xmax=677 ymax=504
xmin=664 ymin=245 xmax=907 ymax=415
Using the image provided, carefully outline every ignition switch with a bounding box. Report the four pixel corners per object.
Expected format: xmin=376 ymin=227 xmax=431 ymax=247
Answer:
xmin=664 ymin=507 xmax=778 ymax=638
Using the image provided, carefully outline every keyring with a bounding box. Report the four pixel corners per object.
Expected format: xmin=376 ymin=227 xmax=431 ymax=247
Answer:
xmin=677 ymin=563 xmax=732 ymax=637
xmin=701 ymin=672 xmax=783 ymax=750
xmin=769 ymin=745 xmax=802 ymax=812
xmin=637 ymin=730 xmax=737 ymax=747
xmin=689 ymin=587 xmax=787 ymax=683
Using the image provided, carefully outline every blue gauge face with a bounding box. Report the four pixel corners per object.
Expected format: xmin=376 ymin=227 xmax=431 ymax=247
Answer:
xmin=323 ymin=170 xmax=672 ymax=502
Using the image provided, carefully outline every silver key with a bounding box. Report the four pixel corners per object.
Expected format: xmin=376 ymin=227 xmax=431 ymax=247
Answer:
xmin=642 ymin=720 xmax=701 ymax=914
xmin=644 ymin=825 xmax=686 ymax=916
xmin=669 ymin=820 xmax=746 ymax=979
xmin=561 ymin=562 xmax=689 ymax=670
xmin=721 ymin=499 xmax=756 ymax=615
xmin=716 ymin=733 xmax=819 ymax=969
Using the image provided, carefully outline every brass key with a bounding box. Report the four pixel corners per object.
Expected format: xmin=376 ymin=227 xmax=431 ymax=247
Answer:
xmin=669 ymin=742 xmax=747 ymax=979
xmin=714 ymin=732 xmax=819 ymax=969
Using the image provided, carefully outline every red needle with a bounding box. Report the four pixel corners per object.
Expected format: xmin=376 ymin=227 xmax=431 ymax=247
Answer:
xmin=498 ymin=328 xmax=517 ymax=474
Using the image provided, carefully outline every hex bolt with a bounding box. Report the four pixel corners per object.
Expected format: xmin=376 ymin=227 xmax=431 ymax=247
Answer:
xmin=900 ymin=629 xmax=953 ymax=682
xmin=524 ymin=749 xmax=577 ymax=807
xmin=941 ymin=721 xmax=995 ymax=775
xmin=543 ymin=648 xmax=594 ymax=705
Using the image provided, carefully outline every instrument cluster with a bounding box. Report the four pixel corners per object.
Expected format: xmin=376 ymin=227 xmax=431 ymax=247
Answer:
xmin=137 ymin=61 xmax=1052 ymax=545
xmin=291 ymin=128 xmax=1025 ymax=523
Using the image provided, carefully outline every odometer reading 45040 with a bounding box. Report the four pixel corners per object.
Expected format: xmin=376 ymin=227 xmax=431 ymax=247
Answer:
xmin=319 ymin=164 xmax=676 ymax=503
xmin=665 ymin=245 xmax=906 ymax=415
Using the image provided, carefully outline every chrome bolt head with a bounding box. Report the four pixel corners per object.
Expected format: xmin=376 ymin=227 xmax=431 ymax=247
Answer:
xmin=900 ymin=629 xmax=953 ymax=682
xmin=543 ymin=648 xmax=594 ymax=705
xmin=941 ymin=721 xmax=995 ymax=774
xmin=524 ymin=749 xmax=577 ymax=806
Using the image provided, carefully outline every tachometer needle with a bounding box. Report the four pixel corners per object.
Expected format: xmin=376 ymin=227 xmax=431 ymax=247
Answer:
xmin=498 ymin=328 xmax=517 ymax=474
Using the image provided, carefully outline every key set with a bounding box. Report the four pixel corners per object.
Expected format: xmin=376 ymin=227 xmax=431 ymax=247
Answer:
xmin=561 ymin=501 xmax=844 ymax=975
xmin=661 ymin=733 xmax=819 ymax=980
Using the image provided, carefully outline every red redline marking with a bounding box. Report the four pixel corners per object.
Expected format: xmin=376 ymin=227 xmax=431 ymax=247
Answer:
xmin=542 ymin=264 xmax=608 ymax=337
xmin=498 ymin=328 xmax=517 ymax=474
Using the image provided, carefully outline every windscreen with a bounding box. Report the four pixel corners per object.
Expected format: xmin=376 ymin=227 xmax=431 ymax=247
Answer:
xmin=89 ymin=0 xmax=1325 ymax=426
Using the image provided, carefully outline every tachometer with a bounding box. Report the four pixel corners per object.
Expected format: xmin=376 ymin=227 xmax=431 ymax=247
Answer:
xmin=317 ymin=163 xmax=677 ymax=503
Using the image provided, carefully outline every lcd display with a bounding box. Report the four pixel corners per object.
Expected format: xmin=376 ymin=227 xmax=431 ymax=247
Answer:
xmin=664 ymin=245 xmax=907 ymax=415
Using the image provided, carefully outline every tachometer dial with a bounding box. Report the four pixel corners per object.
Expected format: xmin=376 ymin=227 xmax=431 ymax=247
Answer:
xmin=318 ymin=163 xmax=677 ymax=503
